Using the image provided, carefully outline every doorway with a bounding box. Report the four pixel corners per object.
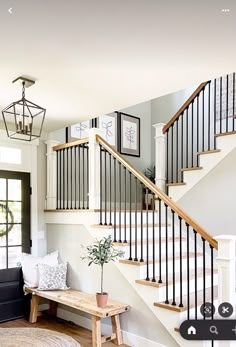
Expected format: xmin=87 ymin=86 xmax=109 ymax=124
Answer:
xmin=0 ymin=170 xmax=31 ymax=269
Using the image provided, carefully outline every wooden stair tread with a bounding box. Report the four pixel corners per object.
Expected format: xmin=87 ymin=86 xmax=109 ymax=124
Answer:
xmin=180 ymin=166 xmax=203 ymax=172
xmin=215 ymin=131 xmax=236 ymax=137
xmin=119 ymin=252 xmax=203 ymax=266
xmin=135 ymin=268 xmax=217 ymax=288
xmin=196 ymin=149 xmax=221 ymax=155
xmin=154 ymin=286 xmax=218 ymax=312
xmin=91 ymin=223 xmax=170 ymax=229
xmin=113 ymin=237 xmax=186 ymax=247
xmin=166 ymin=182 xmax=186 ymax=187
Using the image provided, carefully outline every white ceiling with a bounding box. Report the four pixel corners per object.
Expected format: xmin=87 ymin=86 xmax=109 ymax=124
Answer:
xmin=0 ymin=0 xmax=235 ymax=131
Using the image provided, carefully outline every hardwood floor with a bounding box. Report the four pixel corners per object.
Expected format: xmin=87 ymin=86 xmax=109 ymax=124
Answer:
xmin=0 ymin=314 xmax=129 ymax=347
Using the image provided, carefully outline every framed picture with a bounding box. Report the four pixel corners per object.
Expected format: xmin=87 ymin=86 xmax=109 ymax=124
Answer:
xmin=97 ymin=113 xmax=118 ymax=149
xmin=119 ymin=112 xmax=140 ymax=157
xmin=66 ymin=119 xmax=96 ymax=143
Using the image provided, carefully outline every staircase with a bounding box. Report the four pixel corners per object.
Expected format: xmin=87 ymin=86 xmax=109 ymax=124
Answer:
xmin=163 ymin=73 xmax=236 ymax=201
xmin=45 ymin=72 xmax=236 ymax=347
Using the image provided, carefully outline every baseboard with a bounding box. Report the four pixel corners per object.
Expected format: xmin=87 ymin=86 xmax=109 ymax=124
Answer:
xmin=57 ymin=307 xmax=168 ymax=347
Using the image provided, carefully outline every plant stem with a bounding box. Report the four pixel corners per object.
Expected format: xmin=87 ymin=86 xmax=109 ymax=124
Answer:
xmin=101 ymin=264 xmax=104 ymax=293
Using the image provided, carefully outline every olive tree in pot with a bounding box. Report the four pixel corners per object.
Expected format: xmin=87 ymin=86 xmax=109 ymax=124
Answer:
xmin=82 ymin=235 xmax=124 ymax=308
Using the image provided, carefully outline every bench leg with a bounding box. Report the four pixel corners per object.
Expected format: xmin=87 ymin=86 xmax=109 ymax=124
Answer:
xmin=91 ymin=315 xmax=102 ymax=347
xmin=29 ymin=294 xmax=39 ymax=323
xmin=49 ymin=300 xmax=58 ymax=317
xmin=111 ymin=315 xmax=123 ymax=345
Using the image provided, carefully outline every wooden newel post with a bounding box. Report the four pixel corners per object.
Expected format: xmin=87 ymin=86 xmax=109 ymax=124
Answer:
xmin=88 ymin=128 xmax=103 ymax=209
xmin=153 ymin=123 xmax=166 ymax=192
xmin=45 ymin=140 xmax=60 ymax=210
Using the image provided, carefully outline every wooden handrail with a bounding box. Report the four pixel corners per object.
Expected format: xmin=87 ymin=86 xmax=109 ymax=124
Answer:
xmin=96 ymin=134 xmax=218 ymax=249
xmin=163 ymin=82 xmax=209 ymax=134
xmin=53 ymin=138 xmax=89 ymax=151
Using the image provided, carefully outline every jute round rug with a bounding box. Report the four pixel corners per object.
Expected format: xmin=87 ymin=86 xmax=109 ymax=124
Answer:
xmin=0 ymin=328 xmax=81 ymax=347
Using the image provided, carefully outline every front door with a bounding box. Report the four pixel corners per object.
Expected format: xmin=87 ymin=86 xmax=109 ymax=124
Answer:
xmin=0 ymin=170 xmax=31 ymax=269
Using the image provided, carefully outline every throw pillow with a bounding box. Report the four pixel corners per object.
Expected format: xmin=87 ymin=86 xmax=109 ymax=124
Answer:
xmin=37 ymin=263 xmax=69 ymax=291
xmin=20 ymin=251 xmax=59 ymax=288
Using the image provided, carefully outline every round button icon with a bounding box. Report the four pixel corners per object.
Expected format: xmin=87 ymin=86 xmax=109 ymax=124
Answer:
xmin=218 ymin=302 xmax=233 ymax=318
xmin=200 ymin=302 xmax=215 ymax=318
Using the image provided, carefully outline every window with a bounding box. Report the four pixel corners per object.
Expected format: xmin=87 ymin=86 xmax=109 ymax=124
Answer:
xmin=0 ymin=170 xmax=30 ymax=269
xmin=0 ymin=147 xmax=21 ymax=165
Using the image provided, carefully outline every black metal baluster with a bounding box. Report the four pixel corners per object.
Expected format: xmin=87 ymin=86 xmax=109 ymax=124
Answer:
xmin=140 ymin=183 xmax=144 ymax=262
xmin=119 ymin=162 xmax=122 ymax=243
xmin=82 ymin=144 xmax=85 ymax=209
xmin=146 ymin=188 xmax=149 ymax=281
xmin=166 ymin=129 xmax=169 ymax=185
xmin=197 ymin=95 xmax=199 ymax=166
xmin=67 ymin=147 xmax=69 ymax=209
xmin=171 ymin=125 xmax=174 ymax=182
xmin=158 ymin=198 xmax=162 ymax=283
xmin=87 ymin=146 xmax=89 ymax=209
xmin=134 ymin=177 xmax=138 ymax=261
xmin=114 ymin=158 xmax=117 ymax=242
xmin=129 ymin=172 xmax=132 ymax=260
xmin=59 ymin=150 xmax=62 ymax=209
xmin=202 ymin=238 xmax=206 ymax=320
xmin=208 ymin=82 xmax=211 ymax=150
xmin=99 ymin=145 xmax=103 ymax=224
xmin=226 ymin=74 xmax=229 ymax=132
xmin=220 ymin=76 xmax=222 ymax=134
xmin=56 ymin=151 xmax=59 ymax=209
xmin=172 ymin=210 xmax=176 ymax=305
xmin=186 ymin=107 xmax=189 ymax=167
xmin=194 ymin=230 xmax=197 ymax=319
xmin=165 ymin=203 xmax=169 ymax=303
xmin=71 ymin=147 xmax=73 ymax=209
xmin=104 ymin=150 xmax=107 ymax=225
xmin=191 ymin=102 xmax=194 ymax=167
xmin=202 ymin=88 xmax=205 ymax=152
xmin=78 ymin=145 xmax=81 ymax=209
xmin=179 ymin=217 xmax=183 ymax=307
xmin=176 ymin=119 xmax=179 ymax=182
xmin=63 ymin=149 xmax=65 ymax=209
xmin=186 ymin=223 xmax=190 ymax=319
xmin=109 ymin=153 xmax=112 ymax=225
xmin=74 ymin=146 xmax=77 ymax=209
xmin=152 ymin=194 xmax=156 ymax=282
xmin=233 ymin=73 xmax=235 ymax=131
xmin=214 ymin=79 xmax=217 ymax=149
xmin=181 ymin=114 xmax=184 ymax=181
xmin=210 ymin=244 xmax=214 ymax=319
xmin=124 ymin=167 xmax=127 ymax=241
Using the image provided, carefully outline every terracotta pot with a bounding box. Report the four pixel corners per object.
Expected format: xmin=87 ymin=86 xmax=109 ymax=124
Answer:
xmin=96 ymin=292 xmax=108 ymax=308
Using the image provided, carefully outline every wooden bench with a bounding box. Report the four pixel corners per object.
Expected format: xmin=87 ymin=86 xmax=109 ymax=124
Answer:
xmin=25 ymin=288 xmax=130 ymax=347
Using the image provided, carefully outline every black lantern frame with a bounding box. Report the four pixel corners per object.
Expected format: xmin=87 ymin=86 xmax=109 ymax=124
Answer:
xmin=2 ymin=78 xmax=46 ymax=141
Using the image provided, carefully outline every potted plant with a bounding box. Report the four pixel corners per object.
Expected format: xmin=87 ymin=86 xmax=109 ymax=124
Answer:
xmin=82 ymin=235 xmax=124 ymax=308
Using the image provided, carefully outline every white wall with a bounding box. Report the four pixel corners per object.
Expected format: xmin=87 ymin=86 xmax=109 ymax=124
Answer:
xmin=47 ymin=224 xmax=178 ymax=347
xmin=178 ymin=147 xmax=236 ymax=237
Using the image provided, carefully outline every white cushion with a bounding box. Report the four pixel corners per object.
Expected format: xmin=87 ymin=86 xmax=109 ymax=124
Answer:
xmin=37 ymin=263 xmax=69 ymax=291
xmin=20 ymin=251 xmax=59 ymax=288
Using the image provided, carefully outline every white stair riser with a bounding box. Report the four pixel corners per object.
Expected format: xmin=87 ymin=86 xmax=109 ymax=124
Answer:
xmin=179 ymin=299 xmax=219 ymax=321
xmin=157 ymin=273 xmax=218 ymax=301
xmin=119 ymin=240 xmax=187 ymax=258
xmin=100 ymin=211 xmax=167 ymax=224
xmin=138 ymin=256 xmax=204 ymax=279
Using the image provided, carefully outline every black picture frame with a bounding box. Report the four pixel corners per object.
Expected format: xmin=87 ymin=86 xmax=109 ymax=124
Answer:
xmin=117 ymin=112 xmax=140 ymax=157
xmin=66 ymin=118 xmax=97 ymax=143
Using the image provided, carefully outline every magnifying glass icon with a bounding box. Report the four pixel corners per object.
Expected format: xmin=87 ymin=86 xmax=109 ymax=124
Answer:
xmin=209 ymin=326 xmax=218 ymax=335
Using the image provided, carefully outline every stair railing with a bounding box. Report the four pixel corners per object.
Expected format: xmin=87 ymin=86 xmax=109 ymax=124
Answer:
xmin=163 ymin=72 xmax=236 ymax=185
xmin=53 ymin=138 xmax=89 ymax=210
xmin=97 ymin=134 xmax=217 ymax=318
